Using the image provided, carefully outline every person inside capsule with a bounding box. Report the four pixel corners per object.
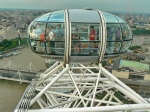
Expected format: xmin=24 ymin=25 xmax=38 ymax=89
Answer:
xmin=55 ymin=24 xmax=64 ymax=54
xmin=55 ymin=24 xmax=64 ymax=40
xmin=72 ymin=28 xmax=80 ymax=54
xmin=89 ymin=26 xmax=96 ymax=41
xmin=46 ymin=26 xmax=55 ymax=54
xmin=30 ymin=23 xmax=45 ymax=53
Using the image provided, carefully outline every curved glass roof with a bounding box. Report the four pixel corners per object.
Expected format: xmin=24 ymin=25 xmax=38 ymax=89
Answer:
xmin=37 ymin=13 xmax=51 ymax=22
xmin=35 ymin=11 xmax=65 ymax=22
xmin=114 ymin=15 xmax=126 ymax=23
xmin=33 ymin=9 xmax=126 ymax=24
xmin=48 ymin=10 xmax=64 ymax=22
xmin=103 ymin=12 xmax=119 ymax=23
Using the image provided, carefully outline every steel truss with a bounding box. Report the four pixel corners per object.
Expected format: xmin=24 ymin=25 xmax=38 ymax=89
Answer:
xmin=15 ymin=61 xmax=150 ymax=112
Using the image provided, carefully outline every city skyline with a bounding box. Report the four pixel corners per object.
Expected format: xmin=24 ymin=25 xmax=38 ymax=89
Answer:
xmin=0 ymin=0 xmax=150 ymax=14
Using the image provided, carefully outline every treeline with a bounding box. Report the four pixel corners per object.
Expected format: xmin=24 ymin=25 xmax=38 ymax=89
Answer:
xmin=129 ymin=46 xmax=140 ymax=50
xmin=132 ymin=29 xmax=150 ymax=35
xmin=0 ymin=38 xmax=27 ymax=52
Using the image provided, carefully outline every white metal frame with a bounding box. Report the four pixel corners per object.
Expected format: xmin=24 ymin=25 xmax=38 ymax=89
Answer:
xmin=15 ymin=61 xmax=150 ymax=112
xmin=97 ymin=10 xmax=107 ymax=62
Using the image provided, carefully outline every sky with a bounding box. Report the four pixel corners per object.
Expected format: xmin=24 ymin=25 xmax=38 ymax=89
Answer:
xmin=0 ymin=0 xmax=150 ymax=13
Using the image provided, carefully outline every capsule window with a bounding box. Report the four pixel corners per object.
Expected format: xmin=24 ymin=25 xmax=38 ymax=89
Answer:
xmin=106 ymin=24 xmax=122 ymax=41
xmin=45 ymin=23 xmax=65 ymax=55
xmin=29 ymin=22 xmax=46 ymax=41
xmin=71 ymin=23 xmax=100 ymax=56
xmin=29 ymin=22 xmax=46 ymax=54
xmin=121 ymin=24 xmax=132 ymax=40
xmin=30 ymin=40 xmax=46 ymax=54
xmin=106 ymin=42 xmax=121 ymax=54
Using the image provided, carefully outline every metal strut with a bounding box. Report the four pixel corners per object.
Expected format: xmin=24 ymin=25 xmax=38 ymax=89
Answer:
xmin=15 ymin=61 xmax=150 ymax=112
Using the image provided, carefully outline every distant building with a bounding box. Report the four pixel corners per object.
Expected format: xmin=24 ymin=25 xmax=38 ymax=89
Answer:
xmin=0 ymin=26 xmax=19 ymax=40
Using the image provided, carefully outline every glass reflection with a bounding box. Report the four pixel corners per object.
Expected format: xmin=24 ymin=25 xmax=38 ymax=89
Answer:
xmin=45 ymin=23 xmax=65 ymax=55
xmin=37 ymin=13 xmax=51 ymax=21
xmin=121 ymin=41 xmax=132 ymax=52
xmin=121 ymin=24 xmax=132 ymax=40
xmin=46 ymin=41 xmax=64 ymax=55
xmin=106 ymin=42 xmax=121 ymax=54
xmin=30 ymin=22 xmax=46 ymax=41
xmin=103 ymin=12 xmax=118 ymax=23
xmin=106 ymin=24 xmax=122 ymax=41
xmin=48 ymin=10 xmax=64 ymax=22
xmin=28 ymin=21 xmax=34 ymax=37
xmin=71 ymin=41 xmax=99 ymax=56
xmin=114 ymin=15 xmax=125 ymax=23
xmin=30 ymin=40 xmax=45 ymax=54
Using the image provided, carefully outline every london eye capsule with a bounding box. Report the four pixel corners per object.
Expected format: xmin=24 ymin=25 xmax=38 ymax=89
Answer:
xmin=27 ymin=9 xmax=132 ymax=63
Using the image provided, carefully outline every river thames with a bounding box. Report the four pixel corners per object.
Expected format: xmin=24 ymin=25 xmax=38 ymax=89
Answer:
xmin=132 ymin=35 xmax=150 ymax=46
xmin=0 ymin=80 xmax=28 ymax=112
xmin=0 ymin=35 xmax=150 ymax=112
xmin=0 ymin=46 xmax=47 ymax=112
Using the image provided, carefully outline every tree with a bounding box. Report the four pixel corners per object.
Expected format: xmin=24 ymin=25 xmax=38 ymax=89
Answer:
xmin=129 ymin=46 xmax=140 ymax=50
xmin=133 ymin=29 xmax=150 ymax=35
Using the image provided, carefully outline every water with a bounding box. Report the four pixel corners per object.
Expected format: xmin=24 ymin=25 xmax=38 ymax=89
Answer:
xmin=132 ymin=35 xmax=150 ymax=46
xmin=0 ymin=80 xmax=28 ymax=112
xmin=0 ymin=46 xmax=47 ymax=70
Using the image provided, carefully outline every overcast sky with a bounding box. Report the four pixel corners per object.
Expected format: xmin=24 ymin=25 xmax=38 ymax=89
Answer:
xmin=0 ymin=0 xmax=150 ymax=13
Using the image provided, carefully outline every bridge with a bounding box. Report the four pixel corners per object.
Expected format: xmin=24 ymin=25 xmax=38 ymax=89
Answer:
xmin=0 ymin=60 xmax=42 ymax=84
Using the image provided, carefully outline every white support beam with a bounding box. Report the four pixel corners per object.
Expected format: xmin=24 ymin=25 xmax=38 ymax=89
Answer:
xmin=15 ymin=62 xmax=150 ymax=112
xmin=28 ymin=104 xmax=150 ymax=112
xmin=30 ymin=65 xmax=68 ymax=106
xmin=101 ymin=67 xmax=147 ymax=103
xmin=91 ymin=63 xmax=102 ymax=107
